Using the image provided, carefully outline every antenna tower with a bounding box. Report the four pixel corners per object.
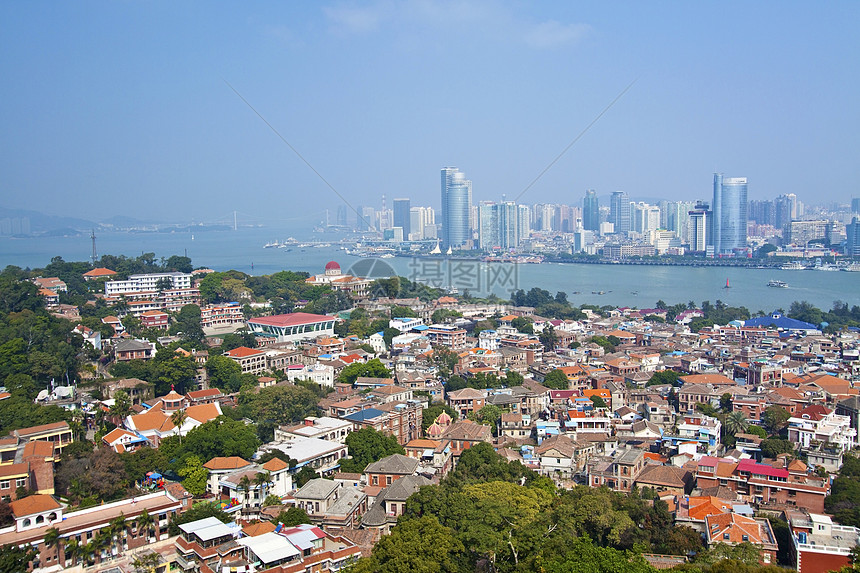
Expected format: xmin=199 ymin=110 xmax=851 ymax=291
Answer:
xmin=91 ymin=229 xmax=97 ymax=265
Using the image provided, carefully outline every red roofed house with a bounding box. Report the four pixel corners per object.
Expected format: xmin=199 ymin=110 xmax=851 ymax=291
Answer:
xmin=140 ymin=309 xmax=169 ymax=330
xmin=695 ymin=456 xmax=828 ymax=513
xmin=102 ymin=427 xmax=147 ymax=453
xmin=224 ymin=346 xmax=267 ymax=375
xmin=82 ymin=267 xmax=117 ymax=281
xmin=705 ymin=512 xmax=778 ymax=565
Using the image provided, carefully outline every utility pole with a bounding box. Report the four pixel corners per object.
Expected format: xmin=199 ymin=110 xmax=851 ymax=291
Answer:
xmin=91 ymin=229 xmax=97 ymax=265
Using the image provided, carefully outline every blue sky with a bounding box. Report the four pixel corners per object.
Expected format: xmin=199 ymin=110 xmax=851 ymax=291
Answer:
xmin=1 ymin=1 xmax=858 ymax=225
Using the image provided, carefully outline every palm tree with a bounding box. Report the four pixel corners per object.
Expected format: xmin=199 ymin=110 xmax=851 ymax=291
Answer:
xmin=170 ymin=409 xmax=188 ymax=444
xmin=109 ymin=513 xmax=127 ymax=553
xmin=254 ymin=471 xmax=273 ymax=507
xmin=137 ymin=509 xmax=155 ymax=542
xmin=238 ymin=475 xmax=252 ymax=508
xmin=725 ymin=411 xmax=749 ymax=437
xmin=44 ymin=527 xmax=62 ymax=565
xmin=63 ymin=538 xmax=80 ymax=567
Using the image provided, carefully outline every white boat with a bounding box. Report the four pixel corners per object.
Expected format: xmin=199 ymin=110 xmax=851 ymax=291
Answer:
xmin=780 ymin=261 xmax=806 ymax=270
xmin=767 ymin=279 xmax=788 ymax=288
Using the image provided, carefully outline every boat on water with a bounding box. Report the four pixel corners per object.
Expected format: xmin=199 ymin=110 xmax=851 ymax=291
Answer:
xmin=781 ymin=261 xmax=806 ymax=270
xmin=767 ymin=279 xmax=788 ymax=288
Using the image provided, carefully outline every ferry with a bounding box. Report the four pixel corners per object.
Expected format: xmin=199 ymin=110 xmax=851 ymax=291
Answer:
xmin=780 ymin=261 xmax=806 ymax=270
xmin=767 ymin=279 xmax=788 ymax=288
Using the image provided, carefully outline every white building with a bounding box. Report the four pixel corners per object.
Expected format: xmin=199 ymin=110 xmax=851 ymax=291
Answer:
xmin=788 ymin=405 xmax=856 ymax=452
xmin=104 ymin=272 xmax=193 ymax=296
xmin=247 ymin=312 xmax=337 ymax=345
xmin=283 ymin=363 xmax=335 ymax=387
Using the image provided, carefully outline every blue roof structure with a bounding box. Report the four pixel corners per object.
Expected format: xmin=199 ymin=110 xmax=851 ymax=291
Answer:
xmin=743 ymin=312 xmax=818 ymax=331
xmin=342 ymin=408 xmax=385 ymax=423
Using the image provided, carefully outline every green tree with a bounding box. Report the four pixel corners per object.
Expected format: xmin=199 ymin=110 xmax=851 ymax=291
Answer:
xmin=762 ymin=405 xmax=790 ymax=436
xmin=271 ymin=506 xmax=312 ymax=527
xmin=350 ymin=515 xmax=464 ymax=573
xmin=589 ymin=395 xmax=608 ymax=409
xmin=205 ymin=355 xmax=244 ymax=392
xmin=511 ymin=316 xmax=534 ymax=334
xmin=170 ymin=304 xmax=204 ymax=343
xmin=760 ymin=438 xmax=795 ymax=459
xmin=543 ymin=369 xmax=569 ymax=390
xmin=168 ymin=502 xmax=231 ymax=536
xmin=469 ymin=404 xmax=502 ymax=436
xmin=337 ymin=358 xmax=391 ymax=384
xmin=725 ymin=411 xmax=749 ymax=436
xmin=0 ymin=543 xmax=35 ymax=573
xmin=647 ymin=370 xmax=681 ymax=387
xmin=165 ymin=416 xmax=260 ymax=464
xmin=340 ymin=427 xmax=405 ymax=473
xmin=170 ymin=409 xmax=188 ymax=445
xmin=177 ymin=455 xmax=209 ymax=496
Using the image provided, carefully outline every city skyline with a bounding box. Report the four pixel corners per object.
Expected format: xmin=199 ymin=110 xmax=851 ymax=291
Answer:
xmin=1 ymin=2 xmax=859 ymax=224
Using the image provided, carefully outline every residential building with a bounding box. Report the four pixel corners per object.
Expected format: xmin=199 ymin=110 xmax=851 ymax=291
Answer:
xmin=788 ymin=511 xmax=860 ymax=573
xmin=695 ymin=456 xmax=828 ymax=513
xmin=104 ymin=272 xmax=193 ymax=296
xmin=704 ymin=512 xmax=778 ymax=565
xmin=224 ymin=346 xmax=267 ymax=375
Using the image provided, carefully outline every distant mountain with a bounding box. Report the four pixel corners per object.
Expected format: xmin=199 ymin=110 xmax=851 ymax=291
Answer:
xmin=98 ymin=215 xmax=158 ymax=227
xmin=0 ymin=206 xmax=95 ymax=234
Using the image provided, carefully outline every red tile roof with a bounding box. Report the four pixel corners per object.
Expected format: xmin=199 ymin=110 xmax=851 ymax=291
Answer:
xmin=225 ymin=346 xmax=265 ymax=358
xmin=249 ymin=312 xmax=334 ymax=327
xmin=10 ymin=494 xmax=61 ymax=517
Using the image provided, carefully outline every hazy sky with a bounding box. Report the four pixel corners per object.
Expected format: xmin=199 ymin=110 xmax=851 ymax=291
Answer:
xmin=2 ymin=1 xmax=858 ymax=225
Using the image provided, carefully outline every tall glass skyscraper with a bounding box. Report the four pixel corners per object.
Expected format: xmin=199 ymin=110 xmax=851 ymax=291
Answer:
xmin=582 ymin=190 xmax=599 ymax=232
xmin=441 ymin=167 xmax=472 ymax=249
xmin=393 ymin=198 xmax=411 ymax=238
xmin=712 ymin=174 xmax=748 ymax=255
xmin=610 ymin=191 xmax=631 ymax=234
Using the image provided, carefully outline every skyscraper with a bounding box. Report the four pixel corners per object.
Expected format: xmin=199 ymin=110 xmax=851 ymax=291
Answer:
xmin=478 ymin=201 xmax=522 ymax=250
xmin=582 ymin=190 xmax=599 ymax=232
xmin=774 ymin=193 xmax=797 ymax=230
xmin=610 ymin=191 xmax=631 ymax=235
xmin=393 ymin=198 xmax=411 ymax=239
xmin=441 ymin=167 xmax=472 ymax=249
xmin=712 ymin=174 xmax=748 ymax=255
xmin=688 ymin=201 xmax=711 ymax=252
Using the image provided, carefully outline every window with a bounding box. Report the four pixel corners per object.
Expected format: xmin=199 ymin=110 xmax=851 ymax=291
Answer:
xmin=16 ymin=478 xmax=26 ymax=488
xmin=723 ymin=533 xmax=730 ymax=540
xmin=0 ymin=480 xmax=8 ymax=490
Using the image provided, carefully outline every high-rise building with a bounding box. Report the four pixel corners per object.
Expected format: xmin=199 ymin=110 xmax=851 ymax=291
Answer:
xmin=852 ymin=198 xmax=860 ymax=215
xmin=478 ymin=201 xmax=522 ymax=250
xmin=582 ymin=190 xmax=599 ymax=232
xmin=688 ymin=201 xmax=711 ymax=253
xmin=632 ymin=202 xmax=660 ymax=234
xmin=356 ymin=206 xmax=376 ymax=231
xmin=441 ymin=168 xmax=472 ymax=249
xmin=774 ymin=193 xmax=798 ymax=230
xmin=663 ymin=201 xmax=696 ymax=244
xmin=408 ymin=206 xmax=436 ymax=241
xmin=846 ymin=217 xmax=860 ymax=257
xmin=712 ymin=174 xmax=748 ymax=255
xmin=393 ymin=198 xmax=411 ymax=238
xmin=748 ymin=199 xmax=775 ymax=226
xmin=335 ymin=205 xmax=348 ymax=227
xmin=610 ymin=191 xmax=631 ymax=235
